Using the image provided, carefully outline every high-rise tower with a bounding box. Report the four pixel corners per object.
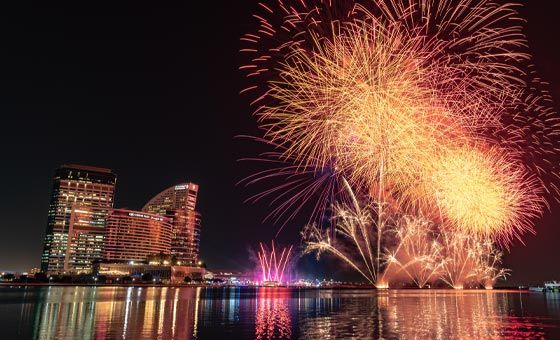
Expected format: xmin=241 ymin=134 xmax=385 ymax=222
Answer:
xmin=41 ymin=165 xmax=116 ymax=274
xmin=142 ymin=183 xmax=201 ymax=266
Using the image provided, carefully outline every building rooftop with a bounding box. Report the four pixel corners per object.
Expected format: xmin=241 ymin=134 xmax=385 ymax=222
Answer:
xmin=61 ymin=164 xmax=114 ymax=174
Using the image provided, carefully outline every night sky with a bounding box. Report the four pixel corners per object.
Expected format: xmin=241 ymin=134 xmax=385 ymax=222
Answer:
xmin=1 ymin=1 xmax=559 ymax=285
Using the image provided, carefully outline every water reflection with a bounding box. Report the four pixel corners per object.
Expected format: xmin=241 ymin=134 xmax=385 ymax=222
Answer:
xmin=25 ymin=287 xmax=200 ymax=339
xmin=297 ymin=290 xmax=560 ymax=339
xmin=296 ymin=290 xmax=383 ymax=338
xmin=378 ymin=290 xmax=545 ymax=339
xmin=3 ymin=287 xmax=559 ymax=339
xmin=255 ymin=288 xmax=291 ymax=339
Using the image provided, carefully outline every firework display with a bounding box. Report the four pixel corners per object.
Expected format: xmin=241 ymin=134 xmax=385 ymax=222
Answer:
xmin=383 ymin=215 xmax=443 ymax=288
xmin=257 ymin=241 xmax=294 ymax=284
xmin=242 ymin=0 xmax=559 ymax=287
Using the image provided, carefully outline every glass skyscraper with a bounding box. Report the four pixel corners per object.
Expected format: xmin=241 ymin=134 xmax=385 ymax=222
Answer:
xmin=41 ymin=165 xmax=116 ymax=274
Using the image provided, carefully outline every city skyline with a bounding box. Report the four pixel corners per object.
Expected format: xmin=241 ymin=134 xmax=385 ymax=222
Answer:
xmin=39 ymin=163 xmax=203 ymax=275
xmin=2 ymin=1 xmax=560 ymax=285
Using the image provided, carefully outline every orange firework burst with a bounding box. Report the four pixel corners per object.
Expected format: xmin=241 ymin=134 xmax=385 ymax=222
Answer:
xmin=240 ymin=0 xmax=559 ymax=246
xmin=252 ymin=12 xmax=475 ymax=215
xmin=425 ymin=146 xmax=543 ymax=243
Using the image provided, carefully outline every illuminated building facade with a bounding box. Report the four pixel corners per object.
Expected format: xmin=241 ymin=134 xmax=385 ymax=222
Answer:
xmin=63 ymin=206 xmax=108 ymax=273
xmin=103 ymin=209 xmax=173 ymax=263
xmin=142 ymin=182 xmax=198 ymax=212
xmin=142 ymin=183 xmax=201 ymax=266
xmin=41 ymin=165 xmax=116 ymax=274
xmin=167 ymin=209 xmax=201 ymax=266
xmin=95 ymin=263 xmax=205 ymax=283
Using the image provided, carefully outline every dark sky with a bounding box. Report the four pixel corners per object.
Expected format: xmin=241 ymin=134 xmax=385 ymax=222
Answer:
xmin=0 ymin=1 xmax=559 ymax=285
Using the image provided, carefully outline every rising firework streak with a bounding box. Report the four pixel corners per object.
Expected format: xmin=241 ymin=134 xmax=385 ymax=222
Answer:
xmin=257 ymin=241 xmax=293 ymax=285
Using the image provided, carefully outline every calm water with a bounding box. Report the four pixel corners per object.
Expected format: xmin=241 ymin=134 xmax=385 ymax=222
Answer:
xmin=1 ymin=286 xmax=560 ymax=339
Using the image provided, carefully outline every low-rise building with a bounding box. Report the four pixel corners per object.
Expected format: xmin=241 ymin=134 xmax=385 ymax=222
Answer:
xmin=94 ymin=262 xmax=205 ymax=284
xmin=204 ymin=270 xmax=255 ymax=285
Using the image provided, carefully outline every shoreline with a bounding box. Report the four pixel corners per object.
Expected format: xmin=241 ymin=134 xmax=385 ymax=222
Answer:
xmin=0 ymin=282 xmax=526 ymax=291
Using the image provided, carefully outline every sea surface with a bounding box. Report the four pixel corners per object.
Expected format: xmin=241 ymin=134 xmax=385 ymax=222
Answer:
xmin=1 ymin=286 xmax=560 ymax=339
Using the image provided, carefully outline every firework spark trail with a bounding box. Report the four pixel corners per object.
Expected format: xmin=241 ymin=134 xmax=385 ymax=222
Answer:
xmin=437 ymin=229 xmax=510 ymax=289
xmin=238 ymin=139 xmax=344 ymax=229
xmin=303 ymin=197 xmax=509 ymax=288
xmin=303 ymin=223 xmax=379 ymax=285
xmin=381 ymin=215 xmax=443 ymax=288
xmin=258 ymin=241 xmax=294 ymax=283
xmin=302 ymin=180 xmax=388 ymax=286
xmin=475 ymin=240 xmax=510 ymax=289
xmin=438 ymin=230 xmax=481 ymax=289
